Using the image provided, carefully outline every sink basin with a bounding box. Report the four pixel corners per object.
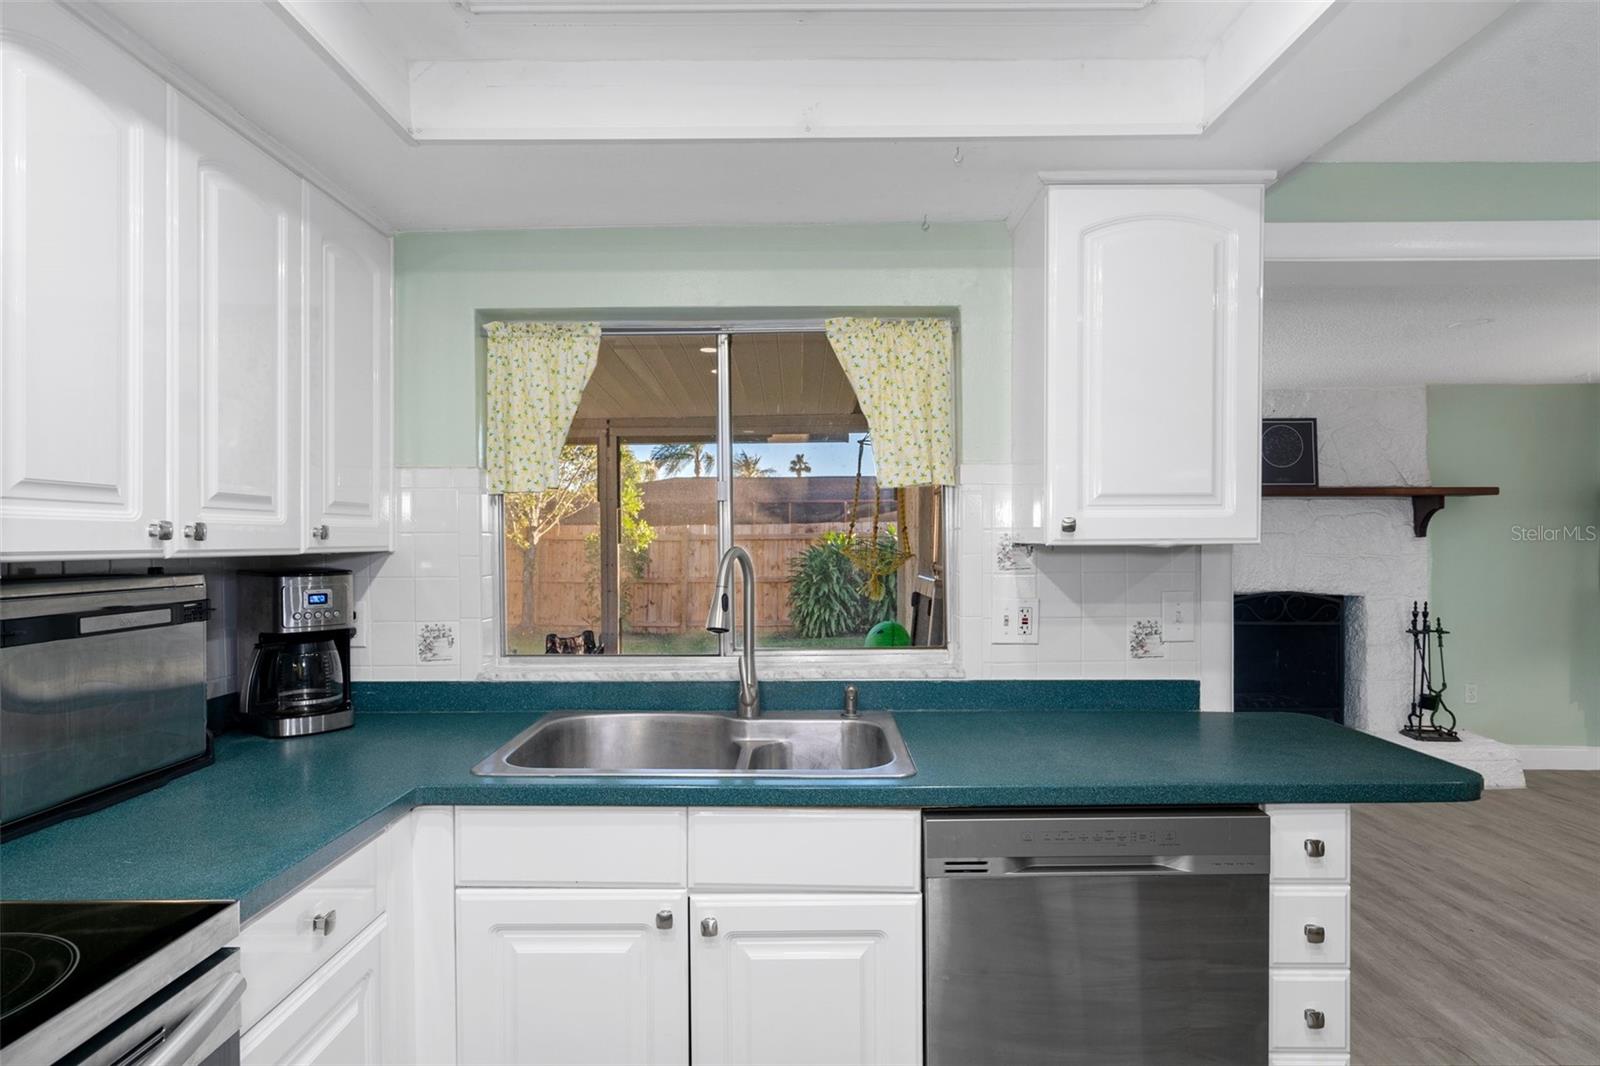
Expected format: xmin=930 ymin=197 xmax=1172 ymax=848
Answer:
xmin=472 ymin=712 xmax=915 ymax=778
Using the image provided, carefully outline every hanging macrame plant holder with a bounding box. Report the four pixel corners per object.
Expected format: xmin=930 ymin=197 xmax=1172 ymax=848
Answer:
xmin=841 ymin=436 xmax=913 ymax=600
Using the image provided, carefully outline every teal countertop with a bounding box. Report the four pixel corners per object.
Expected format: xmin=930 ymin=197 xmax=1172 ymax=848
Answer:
xmin=0 ymin=710 xmax=1480 ymax=918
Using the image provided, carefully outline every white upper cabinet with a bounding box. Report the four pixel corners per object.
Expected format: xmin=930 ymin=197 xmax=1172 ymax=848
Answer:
xmin=0 ymin=4 xmax=169 ymax=556
xmin=305 ymin=187 xmax=393 ymax=553
xmin=170 ymin=94 xmax=303 ymax=555
xmin=1012 ymin=182 xmax=1263 ymax=545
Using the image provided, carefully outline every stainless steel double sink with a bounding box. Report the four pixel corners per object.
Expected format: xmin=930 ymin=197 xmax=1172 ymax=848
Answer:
xmin=472 ymin=711 xmax=915 ymax=778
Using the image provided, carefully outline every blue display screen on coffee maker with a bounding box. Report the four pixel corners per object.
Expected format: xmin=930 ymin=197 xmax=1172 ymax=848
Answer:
xmin=306 ymin=592 xmax=330 ymax=606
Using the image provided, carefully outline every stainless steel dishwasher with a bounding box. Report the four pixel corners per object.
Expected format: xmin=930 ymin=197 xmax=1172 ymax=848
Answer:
xmin=925 ymin=809 xmax=1269 ymax=1065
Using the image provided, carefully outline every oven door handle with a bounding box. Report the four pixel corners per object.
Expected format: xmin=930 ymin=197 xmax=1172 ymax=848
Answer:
xmin=141 ymin=972 xmax=245 ymax=1066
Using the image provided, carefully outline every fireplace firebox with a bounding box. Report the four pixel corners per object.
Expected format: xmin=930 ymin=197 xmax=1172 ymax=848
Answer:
xmin=1234 ymin=592 xmax=1347 ymax=723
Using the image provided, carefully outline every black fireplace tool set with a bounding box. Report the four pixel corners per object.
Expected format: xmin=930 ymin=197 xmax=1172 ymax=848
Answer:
xmin=1403 ymin=600 xmax=1460 ymax=742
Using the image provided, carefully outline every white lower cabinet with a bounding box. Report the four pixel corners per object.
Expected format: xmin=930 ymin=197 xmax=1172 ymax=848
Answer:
xmin=1266 ymin=805 xmax=1353 ymax=1066
xmin=242 ymin=915 xmax=387 ymax=1066
xmin=456 ymin=889 xmax=689 ymax=1066
xmin=690 ymin=893 xmax=922 ymax=1066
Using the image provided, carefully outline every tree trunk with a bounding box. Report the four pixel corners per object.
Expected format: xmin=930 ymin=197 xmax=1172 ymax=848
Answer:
xmin=521 ymin=538 xmax=538 ymax=632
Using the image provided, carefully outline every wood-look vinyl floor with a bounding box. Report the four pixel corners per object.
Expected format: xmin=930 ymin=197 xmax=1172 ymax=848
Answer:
xmin=1352 ymin=772 xmax=1600 ymax=1066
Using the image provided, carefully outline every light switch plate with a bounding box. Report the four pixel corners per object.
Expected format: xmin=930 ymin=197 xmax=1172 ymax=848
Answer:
xmin=1162 ymin=591 xmax=1194 ymax=642
xmin=993 ymin=597 xmax=1039 ymax=644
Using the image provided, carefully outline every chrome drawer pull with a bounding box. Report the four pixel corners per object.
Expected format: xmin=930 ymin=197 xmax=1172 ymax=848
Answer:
xmin=311 ymin=910 xmax=337 ymax=937
xmin=1304 ymin=1008 xmax=1326 ymax=1031
xmin=1304 ymin=838 xmax=1326 ymax=858
xmin=700 ymin=917 xmax=718 ymax=937
xmin=655 ymin=909 xmax=673 ymax=930
xmin=1304 ymin=923 xmax=1326 ymax=944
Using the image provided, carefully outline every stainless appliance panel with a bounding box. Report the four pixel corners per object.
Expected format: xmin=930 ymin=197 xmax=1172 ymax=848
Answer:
xmin=0 ymin=578 xmax=208 ymax=829
xmin=925 ymin=810 xmax=1268 ymax=1066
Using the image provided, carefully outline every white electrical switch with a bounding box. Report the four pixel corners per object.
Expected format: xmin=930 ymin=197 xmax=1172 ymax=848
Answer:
xmin=1161 ymin=592 xmax=1194 ymax=642
xmin=993 ymin=597 xmax=1040 ymax=644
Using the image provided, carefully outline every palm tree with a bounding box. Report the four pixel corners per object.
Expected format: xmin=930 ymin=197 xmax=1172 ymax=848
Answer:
xmin=732 ymin=450 xmax=775 ymax=477
xmin=788 ymin=453 xmax=812 ymax=477
xmin=649 ymin=442 xmax=714 ymax=478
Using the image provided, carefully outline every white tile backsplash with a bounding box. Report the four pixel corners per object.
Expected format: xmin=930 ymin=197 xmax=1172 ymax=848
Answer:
xmin=348 ymin=466 xmax=496 ymax=681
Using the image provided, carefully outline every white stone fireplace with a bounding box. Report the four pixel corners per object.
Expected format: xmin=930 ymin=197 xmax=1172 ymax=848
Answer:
xmin=1232 ymin=387 xmax=1523 ymax=786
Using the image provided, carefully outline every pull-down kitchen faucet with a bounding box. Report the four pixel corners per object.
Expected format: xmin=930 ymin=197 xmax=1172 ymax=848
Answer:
xmin=705 ymin=546 xmax=760 ymax=718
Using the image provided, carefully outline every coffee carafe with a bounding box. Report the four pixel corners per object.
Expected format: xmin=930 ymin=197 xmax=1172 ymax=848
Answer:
xmin=237 ymin=570 xmax=355 ymax=737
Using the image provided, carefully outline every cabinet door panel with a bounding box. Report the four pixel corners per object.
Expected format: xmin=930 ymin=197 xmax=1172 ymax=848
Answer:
xmin=172 ymin=95 xmax=301 ymax=554
xmin=306 ymin=187 xmax=392 ymax=552
xmin=0 ymin=3 xmax=167 ymax=556
xmin=1046 ymin=185 xmax=1261 ymax=544
xmin=691 ymin=894 xmax=921 ymax=1066
xmin=242 ymin=916 xmax=385 ymax=1066
xmin=457 ymin=888 xmax=688 ymax=1066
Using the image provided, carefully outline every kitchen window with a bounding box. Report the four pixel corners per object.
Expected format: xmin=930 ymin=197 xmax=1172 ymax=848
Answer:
xmin=498 ymin=327 xmax=949 ymax=658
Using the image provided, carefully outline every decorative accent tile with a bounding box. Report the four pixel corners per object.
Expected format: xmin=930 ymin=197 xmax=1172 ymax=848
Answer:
xmin=1129 ymin=618 xmax=1164 ymax=659
xmin=416 ymin=621 xmax=458 ymax=664
xmin=992 ymin=531 xmax=1035 ymax=573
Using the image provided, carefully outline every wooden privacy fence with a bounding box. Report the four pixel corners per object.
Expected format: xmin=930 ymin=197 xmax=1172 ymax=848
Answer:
xmin=505 ymin=523 xmax=851 ymax=636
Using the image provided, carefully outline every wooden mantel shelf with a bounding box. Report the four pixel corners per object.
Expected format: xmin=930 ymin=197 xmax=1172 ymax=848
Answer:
xmin=1262 ymin=485 xmax=1501 ymax=537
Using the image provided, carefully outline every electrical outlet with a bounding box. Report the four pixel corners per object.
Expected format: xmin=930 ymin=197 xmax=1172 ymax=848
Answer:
xmin=1161 ymin=592 xmax=1194 ymax=642
xmin=992 ymin=597 xmax=1040 ymax=644
xmin=1464 ymin=682 xmax=1479 ymax=704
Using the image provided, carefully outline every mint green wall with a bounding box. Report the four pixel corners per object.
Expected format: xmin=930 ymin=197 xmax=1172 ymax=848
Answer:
xmin=392 ymin=224 xmax=1011 ymax=468
xmin=1267 ymin=163 xmax=1600 ymax=222
xmin=1428 ymin=385 xmax=1600 ymax=747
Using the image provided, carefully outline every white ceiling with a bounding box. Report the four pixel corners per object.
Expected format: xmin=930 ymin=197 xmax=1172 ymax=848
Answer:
xmin=371 ymin=1 xmax=1247 ymax=62
xmin=1264 ymin=260 xmax=1600 ymax=388
xmin=80 ymin=0 xmax=1514 ymax=230
xmin=1314 ymin=0 xmax=1600 ymax=163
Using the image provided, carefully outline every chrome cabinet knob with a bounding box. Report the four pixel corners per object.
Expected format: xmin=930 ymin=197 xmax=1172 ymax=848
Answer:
xmin=1304 ymin=1008 xmax=1326 ymax=1031
xmin=700 ymin=917 xmax=718 ymax=938
xmin=1304 ymin=923 xmax=1326 ymax=944
xmin=655 ymin=909 xmax=673 ymax=930
xmin=1304 ymin=838 xmax=1326 ymax=858
xmin=1060 ymin=517 xmax=1077 ymax=533
xmin=148 ymin=520 xmax=174 ymax=541
xmin=183 ymin=521 xmax=207 ymax=542
xmin=312 ymin=524 xmax=329 ymax=541
xmin=311 ymin=910 xmax=336 ymax=937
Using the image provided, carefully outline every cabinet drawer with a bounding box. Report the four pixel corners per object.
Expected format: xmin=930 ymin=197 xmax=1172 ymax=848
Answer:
xmin=1268 ymin=808 xmax=1350 ymax=882
xmin=456 ymin=807 xmax=687 ymax=887
xmin=1271 ymin=886 xmax=1350 ymax=968
xmin=237 ymin=838 xmax=384 ymax=1030
xmin=688 ymin=809 xmax=919 ymax=891
xmin=1270 ymin=971 xmax=1350 ymax=1052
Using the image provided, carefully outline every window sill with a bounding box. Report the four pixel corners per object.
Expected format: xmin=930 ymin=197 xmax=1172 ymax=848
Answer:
xmin=479 ymin=649 xmax=963 ymax=683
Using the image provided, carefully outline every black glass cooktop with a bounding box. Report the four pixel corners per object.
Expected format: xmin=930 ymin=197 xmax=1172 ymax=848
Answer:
xmin=0 ymin=900 xmax=230 ymax=1050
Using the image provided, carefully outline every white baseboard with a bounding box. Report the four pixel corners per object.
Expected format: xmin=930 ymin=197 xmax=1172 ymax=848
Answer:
xmin=1515 ymin=745 xmax=1600 ymax=771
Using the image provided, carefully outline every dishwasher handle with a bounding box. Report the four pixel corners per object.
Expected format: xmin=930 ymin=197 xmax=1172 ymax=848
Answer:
xmin=1010 ymin=858 xmax=1186 ymax=876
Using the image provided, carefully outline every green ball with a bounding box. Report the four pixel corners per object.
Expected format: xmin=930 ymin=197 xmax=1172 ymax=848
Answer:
xmin=864 ymin=620 xmax=911 ymax=648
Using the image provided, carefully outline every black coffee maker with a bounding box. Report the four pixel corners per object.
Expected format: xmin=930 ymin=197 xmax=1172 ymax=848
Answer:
xmin=236 ymin=569 xmax=354 ymax=737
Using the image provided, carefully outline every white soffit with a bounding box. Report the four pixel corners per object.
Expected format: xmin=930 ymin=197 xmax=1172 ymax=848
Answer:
xmin=82 ymin=0 xmax=1519 ymax=229
xmin=272 ymin=0 xmax=1334 ymax=140
xmin=1264 ymin=260 xmax=1600 ymax=388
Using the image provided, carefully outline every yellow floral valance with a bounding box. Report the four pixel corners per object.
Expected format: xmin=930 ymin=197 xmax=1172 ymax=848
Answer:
xmin=484 ymin=321 xmax=602 ymax=493
xmin=824 ymin=317 xmax=955 ymax=488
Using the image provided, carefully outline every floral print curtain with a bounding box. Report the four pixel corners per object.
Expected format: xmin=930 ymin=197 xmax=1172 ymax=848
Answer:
xmin=483 ymin=321 xmax=602 ymax=493
xmin=824 ymin=317 xmax=956 ymax=487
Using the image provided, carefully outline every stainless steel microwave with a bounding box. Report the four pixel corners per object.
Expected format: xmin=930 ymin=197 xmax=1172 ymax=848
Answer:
xmin=0 ymin=574 xmax=212 ymax=839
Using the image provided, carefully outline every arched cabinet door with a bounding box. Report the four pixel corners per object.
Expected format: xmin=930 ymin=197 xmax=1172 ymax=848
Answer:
xmin=0 ymin=4 xmax=169 ymax=557
xmin=1032 ymin=184 xmax=1262 ymax=545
